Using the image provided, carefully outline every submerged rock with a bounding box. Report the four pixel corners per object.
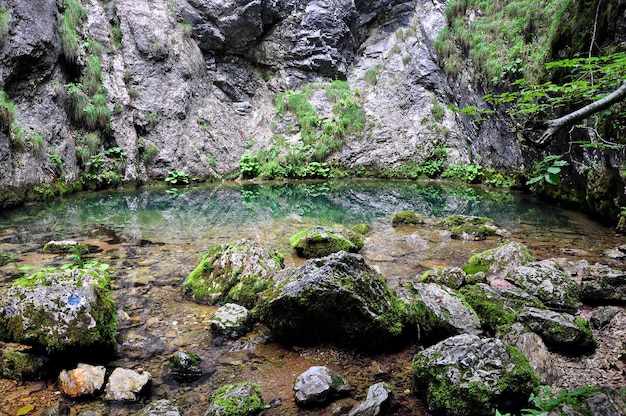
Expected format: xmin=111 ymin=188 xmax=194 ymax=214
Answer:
xmin=58 ymin=363 xmax=106 ymax=398
xmin=0 ymin=268 xmax=117 ymax=353
xmin=258 ymin=251 xmax=406 ymax=351
xmin=437 ymin=215 xmax=501 ymax=240
xmin=207 ymin=382 xmax=264 ymax=416
xmin=135 ymin=399 xmax=182 ymax=416
xmin=517 ymin=307 xmax=596 ymax=353
xmin=210 ymin=303 xmax=252 ymax=339
xmin=290 ymin=226 xmax=365 ymax=258
xmin=348 ymin=382 xmax=395 ymax=416
xmin=294 ymin=366 xmax=350 ymax=407
xmin=42 ymin=240 xmax=90 ymax=254
xmin=103 ymin=367 xmax=152 ymax=401
xmin=168 ymin=350 xmax=202 ymax=382
xmin=182 ymin=239 xmax=284 ymax=308
xmin=412 ymin=334 xmax=539 ymax=416
xmin=403 ymin=282 xmax=482 ymax=343
xmin=391 ymin=210 xmax=425 ymax=226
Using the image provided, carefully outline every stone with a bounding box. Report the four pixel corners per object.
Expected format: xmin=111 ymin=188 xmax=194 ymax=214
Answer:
xmin=590 ymin=306 xmax=621 ymax=329
xmin=182 ymin=239 xmax=284 ymax=308
xmin=103 ymin=367 xmax=152 ymax=401
xmin=348 ymin=382 xmax=395 ymax=416
xmin=437 ymin=215 xmax=500 ymax=240
xmin=463 ymin=242 xmax=535 ymax=279
xmin=168 ymin=350 xmax=202 ymax=382
xmin=517 ymin=307 xmax=596 ymax=353
xmin=58 ymin=363 xmax=106 ymax=398
xmin=210 ymin=303 xmax=252 ymax=338
xmin=501 ymin=323 xmax=556 ymax=385
xmin=504 ymin=259 xmax=581 ymax=311
xmin=0 ymin=346 xmax=49 ymax=381
xmin=458 ymin=283 xmax=543 ymax=333
xmin=412 ymin=334 xmax=539 ymax=416
xmin=577 ymin=262 xmax=626 ymax=305
xmin=290 ymin=226 xmax=365 ymax=258
xmin=420 ymin=267 xmax=466 ymax=289
xmin=391 ymin=210 xmax=425 ymax=226
xmin=0 ymin=268 xmax=117 ymax=353
xmin=42 ymin=240 xmax=90 ymax=254
xmin=294 ymin=366 xmax=350 ymax=407
xmin=403 ymin=282 xmax=482 ymax=342
xmin=258 ymin=251 xmax=406 ymax=351
xmin=135 ymin=399 xmax=182 ymax=416
xmin=207 ymin=382 xmax=264 ymax=416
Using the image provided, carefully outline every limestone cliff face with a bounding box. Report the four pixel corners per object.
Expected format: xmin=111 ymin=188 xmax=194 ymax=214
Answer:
xmin=0 ymin=0 xmax=523 ymax=204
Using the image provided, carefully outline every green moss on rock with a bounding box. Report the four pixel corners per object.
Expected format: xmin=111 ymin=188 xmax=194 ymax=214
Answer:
xmin=392 ymin=210 xmax=425 ymax=226
xmin=208 ymin=382 xmax=264 ymax=416
xmin=290 ymin=226 xmax=364 ymax=258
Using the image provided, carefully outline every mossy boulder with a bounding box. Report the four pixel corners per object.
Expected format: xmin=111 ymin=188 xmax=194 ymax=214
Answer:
xmin=438 ymin=215 xmax=501 ymax=240
xmin=290 ymin=226 xmax=364 ymax=258
xmin=412 ymin=334 xmax=540 ymax=416
xmin=392 ymin=210 xmax=426 ymax=226
xmin=257 ymin=251 xmax=406 ymax=351
xmin=207 ymin=382 xmax=264 ymax=416
xmin=0 ymin=348 xmax=49 ymax=380
xmin=168 ymin=350 xmax=202 ymax=382
xmin=182 ymin=239 xmax=284 ymax=309
xmin=420 ymin=267 xmax=466 ymax=289
xmin=458 ymin=283 xmax=544 ymax=333
xmin=42 ymin=240 xmax=90 ymax=254
xmin=401 ymin=282 xmax=482 ymax=343
xmin=210 ymin=303 xmax=252 ymax=338
xmin=463 ymin=242 xmax=535 ymax=278
xmin=517 ymin=307 xmax=596 ymax=353
xmin=0 ymin=268 xmax=117 ymax=354
xmin=504 ymin=259 xmax=581 ymax=311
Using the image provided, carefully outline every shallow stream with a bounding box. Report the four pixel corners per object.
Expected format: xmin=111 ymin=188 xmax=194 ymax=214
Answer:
xmin=0 ymin=180 xmax=624 ymax=415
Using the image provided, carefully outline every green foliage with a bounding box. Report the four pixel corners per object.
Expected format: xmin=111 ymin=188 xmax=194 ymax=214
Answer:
xmin=0 ymin=90 xmax=16 ymax=133
xmin=239 ymin=153 xmax=261 ymax=179
xmin=59 ymin=0 xmax=87 ymax=65
xmin=0 ymin=8 xmax=10 ymax=41
xmin=440 ymin=0 xmax=571 ymax=84
xmin=442 ymin=164 xmax=484 ymax=183
xmin=29 ymin=134 xmax=46 ymax=157
xmin=142 ymin=143 xmax=160 ymax=162
xmin=523 ymin=385 xmax=599 ymax=415
xmin=49 ymin=152 xmax=63 ymax=170
xmin=180 ymin=22 xmax=192 ymax=37
xmin=165 ymin=170 xmax=190 ymax=186
xmin=526 ymin=155 xmax=569 ymax=186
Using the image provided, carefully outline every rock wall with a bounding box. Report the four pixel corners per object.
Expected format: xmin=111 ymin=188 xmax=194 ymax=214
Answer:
xmin=0 ymin=0 xmax=572 ymax=206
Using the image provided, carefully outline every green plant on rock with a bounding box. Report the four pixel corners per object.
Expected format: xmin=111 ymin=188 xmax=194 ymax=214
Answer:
xmin=165 ymin=170 xmax=190 ymax=186
xmin=0 ymin=90 xmax=16 ymax=133
xmin=29 ymin=134 xmax=46 ymax=157
xmin=0 ymin=8 xmax=11 ymax=41
xmin=526 ymin=155 xmax=569 ymax=186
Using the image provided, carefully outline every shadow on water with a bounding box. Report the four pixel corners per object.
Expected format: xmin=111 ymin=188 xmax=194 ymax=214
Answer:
xmin=0 ymin=180 xmax=623 ymax=415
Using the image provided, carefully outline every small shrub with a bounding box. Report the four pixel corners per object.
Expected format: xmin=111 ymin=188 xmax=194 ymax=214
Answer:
xmin=29 ymin=134 xmax=46 ymax=157
xmin=0 ymin=90 xmax=16 ymax=132
xmin=142 ymin=144 xmax=159 ymax=162
xmin=180 ymin=23 xmax=192 ymax=37
xmin=364 ymin=67 xmax=378 ymax=85
xmin=431 ymin=102 xmax=445 ymax=122
xmin=60 ymin=15 xmax=80 ymax=64
xmin=165 ymin=170 xmax=190 ymax=186
xmin=239 ymin=153 xmax=261 ymax=179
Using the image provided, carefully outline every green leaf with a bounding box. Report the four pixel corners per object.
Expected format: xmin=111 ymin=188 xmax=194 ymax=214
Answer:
xmin=546 ymin=166 xmax=561 ymax=174
xmin=545 ymin=173 xmax=561 ymax=185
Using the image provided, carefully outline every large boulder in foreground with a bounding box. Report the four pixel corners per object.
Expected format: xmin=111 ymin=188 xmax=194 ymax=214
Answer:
xmin=412 ymin=334 xmax=539 ymax=416
xmin=0 ymin=268 xmax=117 ymax=354
xmin=290 ymin=226 xmax=364 ymax=258
xmin=182 ymin=239 xmax=284 ymax=309
xmin=258 ymin=251 xmax=406 ymax=351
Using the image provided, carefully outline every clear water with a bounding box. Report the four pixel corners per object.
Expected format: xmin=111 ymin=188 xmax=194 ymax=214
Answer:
xmin=0 ymin=180 xmax=623 ymax=415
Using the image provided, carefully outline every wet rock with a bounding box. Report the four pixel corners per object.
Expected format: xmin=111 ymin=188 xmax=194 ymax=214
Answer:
xmin=42 ymin=240 xmax=89 ymax=254
xmin=577 ymin=262 xmax=626 ymax=305
xmin=182 ymin=239 xmax=284 ymax=308
xmin=207 ymin=381 xmax=264 ymax=416
xmin=584 ymin=387 xmax=626 ymax=415
xmin=168 ymin=350 xmax=202 ymax=382
xmin=517 ymin=307 xmax=596 ymax=353
xmin=0 ymin=346 xmax=49 ymax=380
xmin=501 ymin=323 xmax=556 ymax=385
xmin=58 ymin=363 xmax=106 ymax=398
xmin=602 ymin=248 xmax=626 ymax=259
xmin=258 ymin=251 xmax=406 ymax=351
xmin=412 ymin=334 xmax=539 ymax=416
xmin=458 ymin=283 xmax=543 ymax=333
xmin=294 ymin=366 xmax=350 ymax=407
xmin=504 ymin=259 xmax=581 ymax=311
xmin=403 ymin=282 xmax=482 ymax=343
xmin=590 ymin=306 xmax=621 ymax=329
xmin=391 ymin=210 xmax=425 ymax=226
xmin=420 ymin=267 xmax=466 ymax=289
xmin=0 ymin=268 xmax=117 ymax=353
xmin=103 ymin=367 xmax=151 ymax=401
xmin=463 ymin=242 xmax=535 ymax=280
xmin=210 ymin=303 xmax=252 ymax=339
xmin=348 ymin=382 xmax=395 ymax=416
xmin=437 ymin=215 xmax=500 ymax=240
xmin=290 ymin=226 xmax=364 ymax=258
xmin=135 ymin=399 xmax=182 ymax=416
